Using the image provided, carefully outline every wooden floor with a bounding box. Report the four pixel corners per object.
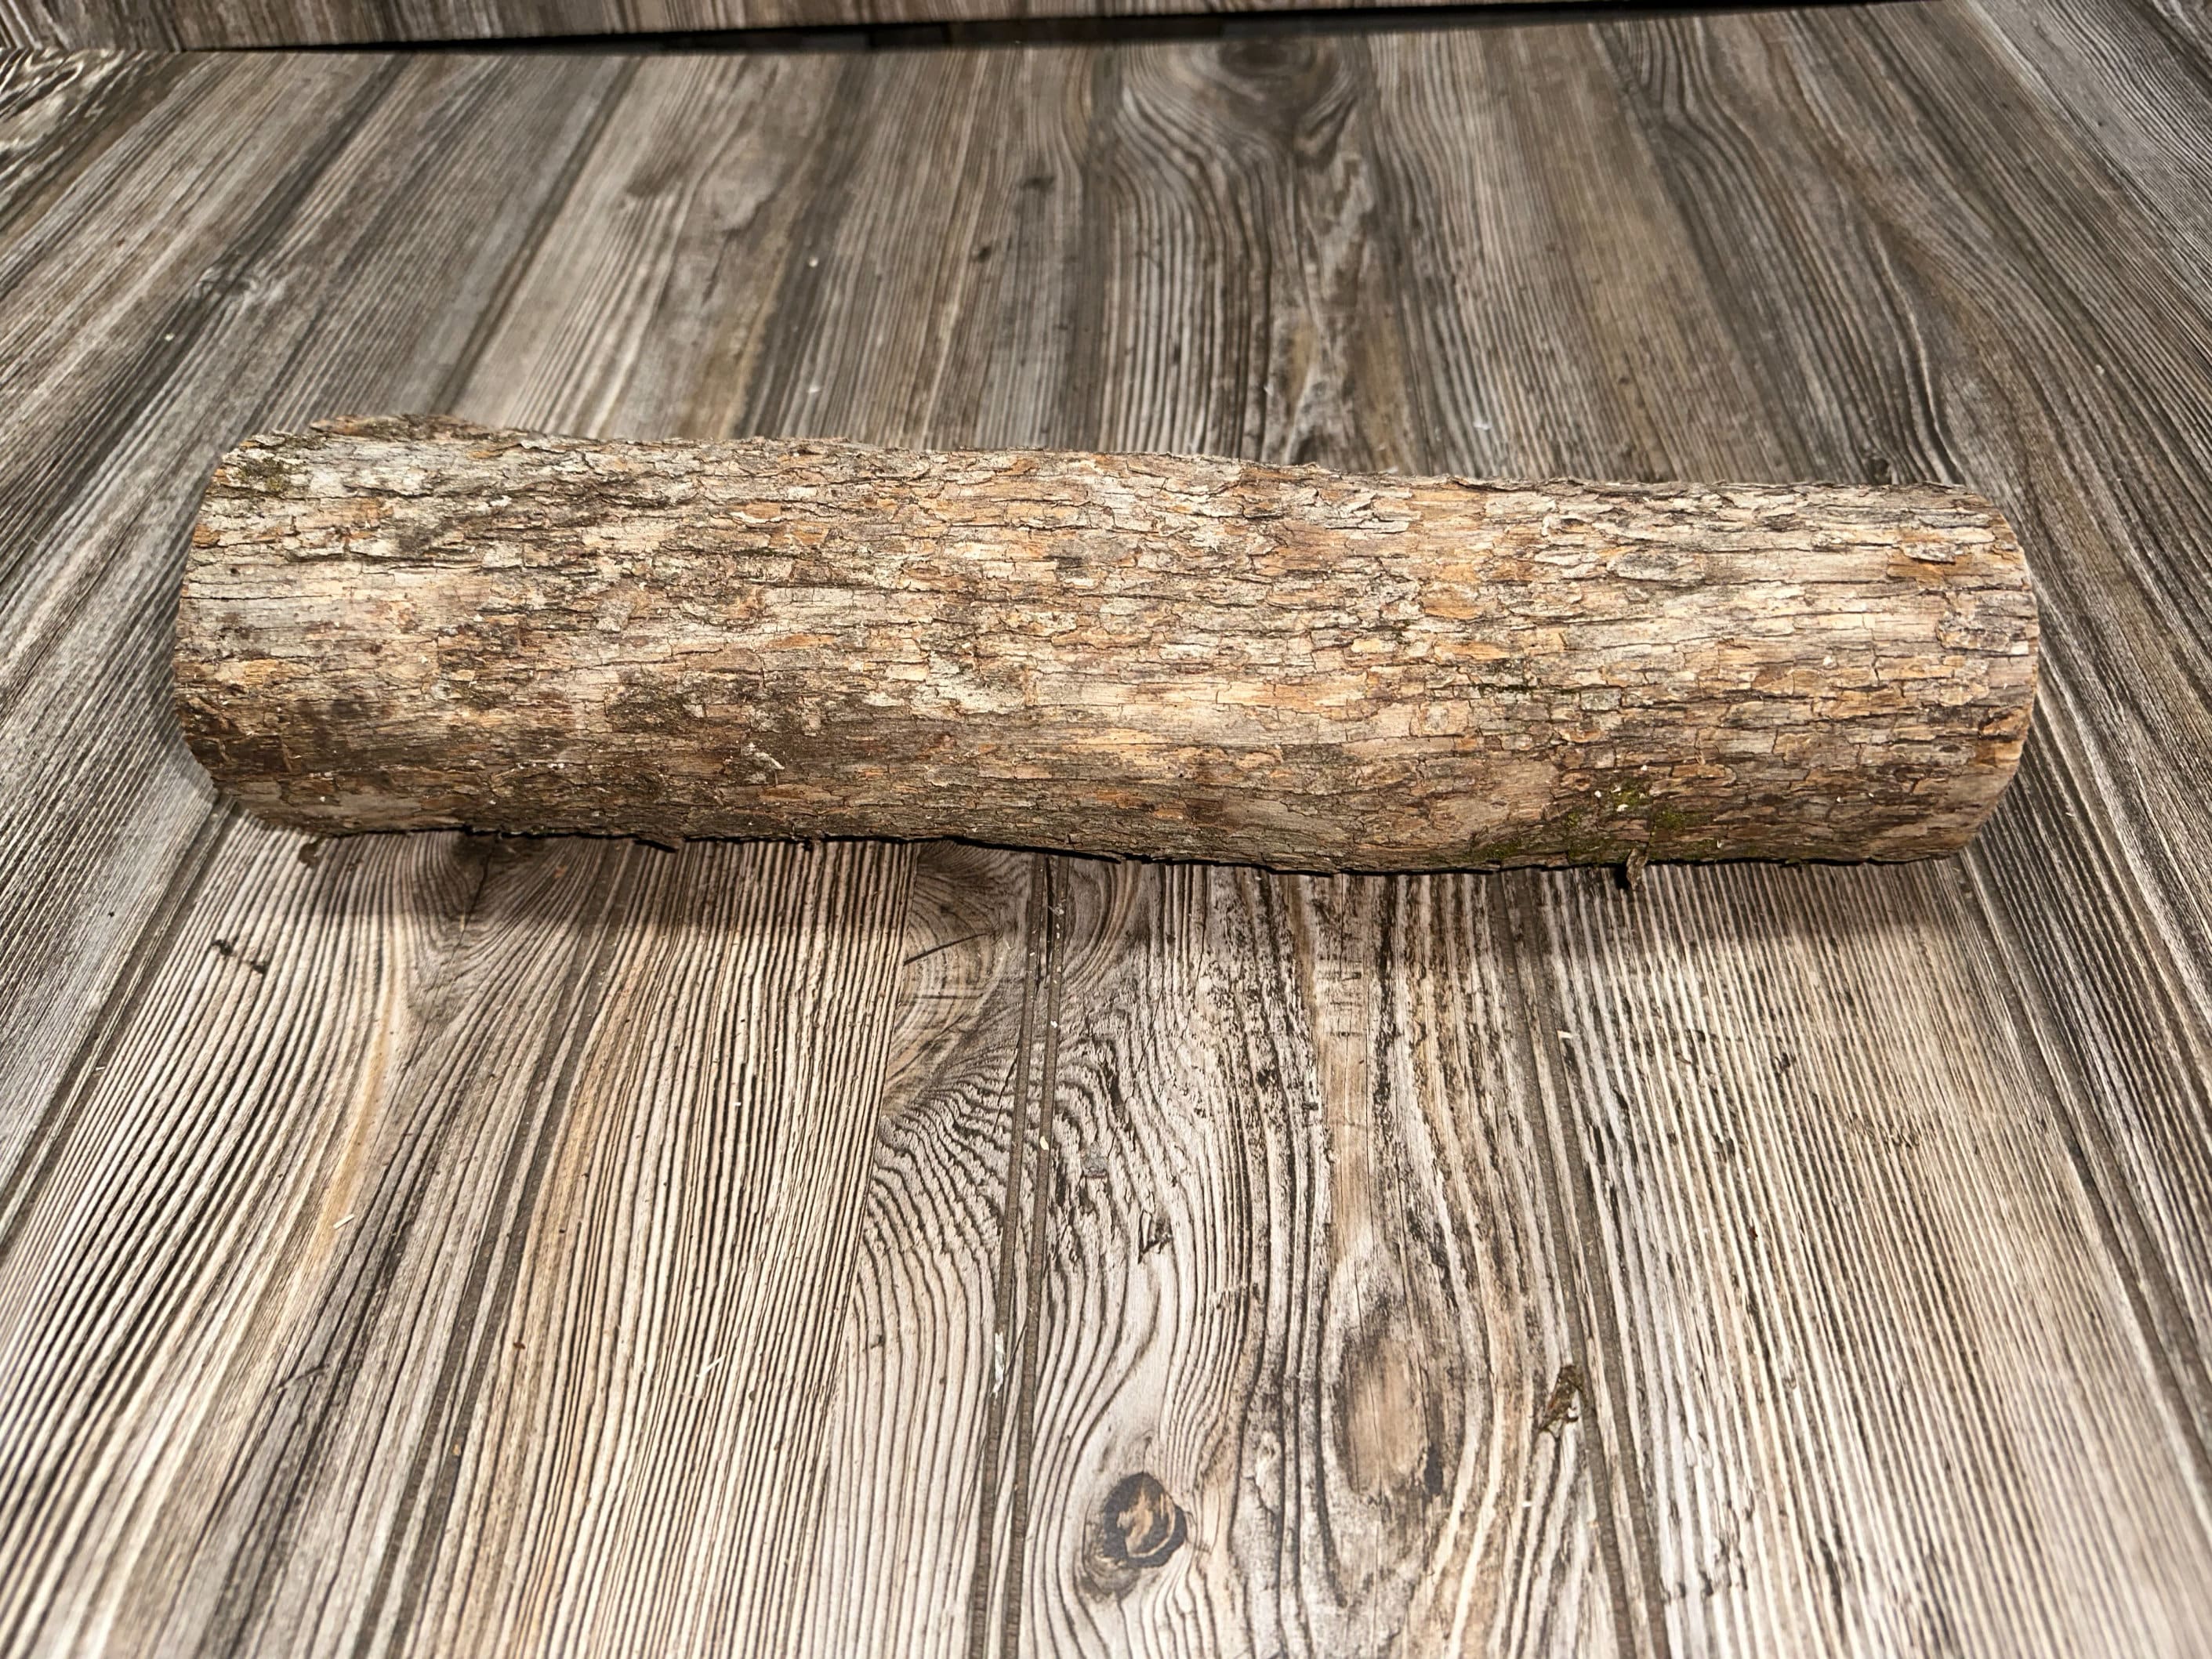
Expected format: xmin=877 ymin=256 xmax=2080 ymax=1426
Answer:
xmin=3 ymin=5 xmax=2211 ymax=1653
xmin=8 ymin=0 xmax=1633 ymax=53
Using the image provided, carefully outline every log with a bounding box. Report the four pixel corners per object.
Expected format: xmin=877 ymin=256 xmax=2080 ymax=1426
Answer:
xmin=172 ymin=417 xmax=2039 ymax=871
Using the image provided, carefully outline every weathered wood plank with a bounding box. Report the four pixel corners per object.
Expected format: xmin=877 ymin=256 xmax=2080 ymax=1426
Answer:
xmin=789 ymin=845 xmax=1039 ymax=1657
xmin=216 ymin=839 xmax=912 ymax=1659
xmin=0 ymin=46 xmax=944 ymax=1659
xmin=1956 ymin=0 xmax=2212 ymax=276
xmin=1525 ymin=860 xmax=2212 ymax=1654
xmin=0 ymin=49 xmax=625 ymax=1189
xmin=873 ymin=40 xmax=1647 ymax=1654
xmin=3 ymin=8 xmax=2212 ymax=1657
xmin=1948 ymin=0 xmax=2212 ymax=1429
xmin=735 ymin=38 xmax=1613 ymax=1654
xmin=0 ymin=0 xmax=1640 ymax=53
xmin=1592 ymin=0 xmax=2212 ymax=1482
xmin=437 ymin=51 xmax=829 ymax=444
xmin=1005 ymin=862 xmax=1621 ymax=1656
xmin=0 ymin=828 xmax=628 ymax=1654
xmin=0 ymin=49 xmax=168 ymax=233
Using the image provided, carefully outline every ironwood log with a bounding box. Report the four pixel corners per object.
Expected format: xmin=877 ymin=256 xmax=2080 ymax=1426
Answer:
xmin=173 ymin=418 xmax=2038 ymax=870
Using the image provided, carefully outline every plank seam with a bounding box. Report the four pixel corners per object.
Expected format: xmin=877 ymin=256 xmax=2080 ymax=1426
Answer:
xmin=426 ymin=54 xmax=643 ymax=417
xmin=997 ymin=858 xmax=1066 ymax=1659
xmin=963 ymin=855 xmax=1043 ymax=1658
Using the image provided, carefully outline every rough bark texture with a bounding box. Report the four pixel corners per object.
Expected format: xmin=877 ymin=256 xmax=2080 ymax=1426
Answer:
xmin=172 ymin=417 xmax=2038 ymax=871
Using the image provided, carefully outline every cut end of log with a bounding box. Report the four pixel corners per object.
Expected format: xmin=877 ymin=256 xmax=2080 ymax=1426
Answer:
xmin=173 ymin=418 xmax=2039 ymax=874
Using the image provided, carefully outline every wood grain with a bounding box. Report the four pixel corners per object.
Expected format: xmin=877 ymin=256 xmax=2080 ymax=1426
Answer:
xmin=3 ymin=8 xmax=2212 ymax=1657
xmin=0 ymin=45 xmax=930 ymax=1659
xmin=1596 ymin=0 xmax=2212 ymax=1503
xmin=0 ymin=0 xmax=1636 ymax=53
xmin=0 ymin=49 xmax=626 ymax=1187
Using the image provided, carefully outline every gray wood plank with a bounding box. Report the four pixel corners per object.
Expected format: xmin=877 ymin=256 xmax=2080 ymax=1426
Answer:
xmin=0 ymin=48 xmax=927 ymax=1659
xmin=1590 ymin=0 xmax=2212 ymax=1480
xmin=0 ymin=49 xmax=626 ymax=1187
xmin=0 ymin=0 xmax=1641 ymax=53
xmin=0 ymin=49 xmax=167 ymax=230
xmin=1952 ymin=0 xmax=2212 ymax=1418
xmin=2 ymin=7 xmax=2212 ymax=1655
xmin=876 ymin=42 xmax=1631 ymax=1650
xmin=1010 ymin=862 xmax=1615 ymax=1656
xmin=925 ymin=19 xmax=2212 ymax=1653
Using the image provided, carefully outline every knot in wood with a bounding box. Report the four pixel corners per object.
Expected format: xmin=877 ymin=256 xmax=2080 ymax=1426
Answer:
xmin=1099 ymin=1472 xmax=1185 ymax=1570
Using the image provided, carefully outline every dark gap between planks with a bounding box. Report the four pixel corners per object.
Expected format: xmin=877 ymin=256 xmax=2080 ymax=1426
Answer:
xmin=234 ymin=0 xmax=1925 ymax=56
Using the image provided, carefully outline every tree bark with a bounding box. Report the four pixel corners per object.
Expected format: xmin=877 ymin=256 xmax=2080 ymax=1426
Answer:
xmin=173 ymin=417 xmax=2038 ymax=871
